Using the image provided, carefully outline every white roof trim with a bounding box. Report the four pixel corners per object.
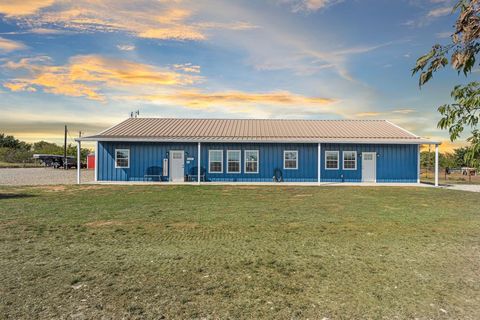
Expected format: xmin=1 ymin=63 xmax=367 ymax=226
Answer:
xmin=76 ymin=137 xmax=440 ymax=144
xmin=385 ymin=120 xmax=420 ymax=138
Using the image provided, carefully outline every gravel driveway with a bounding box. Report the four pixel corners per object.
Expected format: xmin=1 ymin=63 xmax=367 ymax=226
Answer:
xmin=0 ymin=168 xmax=94 ymax=186
xmin=444 ymin=184 xmax=480 ymax=193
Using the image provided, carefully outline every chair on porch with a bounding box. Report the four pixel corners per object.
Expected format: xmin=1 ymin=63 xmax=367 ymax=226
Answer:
xmin=144 ymin=166 xmax=163 ymax=182
xmin=188 ymin=166 xmax=206 ymax=182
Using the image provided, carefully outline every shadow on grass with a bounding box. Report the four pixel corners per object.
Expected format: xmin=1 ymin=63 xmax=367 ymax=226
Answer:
xmin=0 ymin=193 xmax=37 ymax=200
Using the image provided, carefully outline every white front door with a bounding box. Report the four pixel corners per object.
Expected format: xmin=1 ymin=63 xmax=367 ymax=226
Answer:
xmin=169 ymin=150 xmax=184 ymax=182
xmin=362 ymin=152 xmax=376 ymax=182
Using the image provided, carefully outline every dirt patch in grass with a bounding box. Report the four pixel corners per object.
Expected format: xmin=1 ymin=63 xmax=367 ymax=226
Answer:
xmin=40 ymin=185 xmax=69 ymax=192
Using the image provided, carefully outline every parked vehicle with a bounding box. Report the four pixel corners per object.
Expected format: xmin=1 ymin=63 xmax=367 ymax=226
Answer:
xmin=33 ymin=154 xmax=84 ymax=169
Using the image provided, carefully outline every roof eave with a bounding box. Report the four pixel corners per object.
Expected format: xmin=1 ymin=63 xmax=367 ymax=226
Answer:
xmin=76 ymin=136 xmax=441 ymax=145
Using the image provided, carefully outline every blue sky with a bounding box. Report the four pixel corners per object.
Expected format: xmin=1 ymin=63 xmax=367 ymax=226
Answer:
xmin=0 ymin=0 xmax=470 ymax=150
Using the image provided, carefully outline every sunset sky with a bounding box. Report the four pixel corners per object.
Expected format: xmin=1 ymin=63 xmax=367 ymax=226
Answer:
xmin=0 ymin=0 xmax=472 ymax=151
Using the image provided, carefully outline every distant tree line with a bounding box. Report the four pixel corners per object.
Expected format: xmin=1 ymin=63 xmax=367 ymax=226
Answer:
xmin=0 ymin=133 xmax=90 ymax=164
xmin=420 ymin=147 xmax=478 ymax=170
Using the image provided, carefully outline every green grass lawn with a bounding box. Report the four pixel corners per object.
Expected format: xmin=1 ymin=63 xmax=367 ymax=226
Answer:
xmin=1 ymin=185 xmax=479 ymax=319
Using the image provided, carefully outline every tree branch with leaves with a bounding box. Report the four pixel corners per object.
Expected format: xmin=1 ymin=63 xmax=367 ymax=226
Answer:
xmin=413 ymin=0 xmax=480 ymax=168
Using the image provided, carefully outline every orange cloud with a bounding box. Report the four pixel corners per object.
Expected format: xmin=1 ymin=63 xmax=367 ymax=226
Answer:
xmin=133 ymin=90 xmax=334 ymax=108
xmin=3 ymin=1 xmax=256 ymax=41
xmin=0 ymin=0 xmax=54 ymax=16
xmin=0 ymin=37 xmax=26 ymax=52
xmin=419 ymin=139 xmax=469 ymax=153
xmin=138 ymin=26 xmax=206 ymax=41
xmin=355 ymin=112 xmax=382 ymax=117
xmin=3 ymin=55 xmax=201 ymax=101
xmin=355 ymin=109 xmax=418 ymax=118
xmin=3 ymin=82 xmax=36 ymax=92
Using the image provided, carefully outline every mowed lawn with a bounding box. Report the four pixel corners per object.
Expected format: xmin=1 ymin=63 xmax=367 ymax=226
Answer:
xmin=0 ymin=186 xmax=479 ymax=319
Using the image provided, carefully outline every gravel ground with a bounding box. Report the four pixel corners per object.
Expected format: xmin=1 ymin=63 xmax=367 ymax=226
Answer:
xmin=0 ymin=168 xmax=94 ymax=185
xmin=445 ymin=184 xmax=480 ymax=193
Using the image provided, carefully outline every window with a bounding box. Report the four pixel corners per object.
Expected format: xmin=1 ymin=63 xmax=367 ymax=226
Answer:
xmin=244 ymin=150 xmax=259 ymax=173
xmin=284 ymin=150 xmax=298 ymax=170
xmin=209 ymin=150 xmax=223 ymax=173
xmin=363 ymin=153 xmax=373 ymax=161
xmin=325 ymin=151 xmax=339 ymax=170
xmin=227 ymin=150 xmax=241 ymax=173
xmin=343 ymin=151 xmax=357 ymax=170
xmin=115 ymin=149 xmax=130 ymax=168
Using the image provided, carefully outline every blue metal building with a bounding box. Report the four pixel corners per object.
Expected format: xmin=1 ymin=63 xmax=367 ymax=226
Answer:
xmin=76 ymin=118 xmax=441 ymax=185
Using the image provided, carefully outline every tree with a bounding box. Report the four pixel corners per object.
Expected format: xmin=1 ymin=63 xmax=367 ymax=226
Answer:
xmin=453 ymin=146 xmax=471 ymax=166
xmin=413 ymin=0 xmax=480 ymax=168
xmin=0 ymin=133 xmax=31 ymax=150
xmin=33 ymin=141 xmax=90 ymax=161
xmin=420 ymin=150 xmax=452 ymax=169
xmin=32 ymin=141 xmax=64 ymax=155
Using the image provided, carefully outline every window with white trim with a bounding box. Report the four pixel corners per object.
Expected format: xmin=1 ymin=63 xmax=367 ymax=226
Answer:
xmin=325 ymin=151 xmax=339 ymax=170
xmin=343 ymin=151 xmax=357 ymax=170
xmin=284 ymin=150 xmax=298 ymax=170
xmin=115 ymin=149 xmax=130 ymax=168
xmin=227 ymin=150 xmax=241 ymax=173
xmin=209 ymin=150 xmax=223 ymax=173
xmin=244 ymin=150 xmax=259 ymax=173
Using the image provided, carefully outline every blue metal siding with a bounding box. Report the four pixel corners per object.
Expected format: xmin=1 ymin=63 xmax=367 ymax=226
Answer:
xmin=201 ymin=143 xmax=318 ymax=182
xmin=98 ymin=142 xmax=198 ymax=181
xmin=321 ymin=144 xmax=418 ymax=183
xmin=98 ymin=141 xmax=418 ymax=183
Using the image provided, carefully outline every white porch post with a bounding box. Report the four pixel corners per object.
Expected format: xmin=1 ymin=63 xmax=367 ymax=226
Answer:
xmin=417 ymin=144 xmax=420 ymax=184
xmin=94 ymin=141 xmax=98 ymax=182
xmin=434 ymin=144 xmax=439 ymax=187
xmin=197 ymin=142 xmax=201 ymax=184
xmin=76 ymin=140 xmax=81 ymax=184
xmin=317 ymin=143 xmax=321 ymax=184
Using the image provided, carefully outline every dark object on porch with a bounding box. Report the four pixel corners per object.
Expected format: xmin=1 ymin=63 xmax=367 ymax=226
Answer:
xmin=144 ymin=166 xmax=164 ymax=181
xmin=273 ymin=168 xmax=283 ymax=182
xmin=188 ymin=166 xmax=206 ymax=182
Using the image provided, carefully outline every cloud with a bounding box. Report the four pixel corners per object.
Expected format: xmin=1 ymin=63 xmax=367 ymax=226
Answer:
xmin=172 ymin=63 xmax=200 ymax=73
xmin=392 ymin=108 xmax=416 ymax=114
xmin=403 ymin=1 xmax=454 ymax=27
xmin=435 ymin=31 xmax=451 ymax=39
xmin=0 ymin=0 xmax=54 ymax=16
xmin=280 ymin=0 xmax=342 ymax=12
xmin=129 ymin=89 xmax=334 ymax=109
xmin=119 ymin=89 xmax=336 ymax=118
xmin=355 ymin=112 xmax=382 ymax=117
xmin=3 ymin=55 xmax=201 ymax=101
xmin=117 ymin=44 xmax=135 ymax=51
xmin=427 ymin=6 xmax=451 ymax=18
xmin=354 ymin=109 xmax=417 ymax=118
xmin=29 ymin=28 xmax=66 ymax=34
xmin=3 ymin=82 xmax=36 ymax=92
xmin=0 ymin=37 xmax=26 ymax=52
xmin=2 ymin=1 xmax=256 ymax=41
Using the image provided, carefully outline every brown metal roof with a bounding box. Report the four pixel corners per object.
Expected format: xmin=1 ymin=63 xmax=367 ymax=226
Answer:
xmin=78 ymin=118 xmax=439 ymax=144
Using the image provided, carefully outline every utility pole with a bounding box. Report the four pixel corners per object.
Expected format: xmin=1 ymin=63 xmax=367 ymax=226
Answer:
xmin=64 ymin=125 xmax=67 ymax=170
